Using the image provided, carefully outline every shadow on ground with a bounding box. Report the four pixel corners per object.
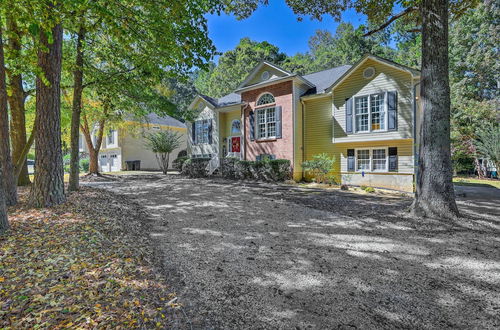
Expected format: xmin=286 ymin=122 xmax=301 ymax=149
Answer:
xmin=88 ymin=174 xmax=500 ymax=329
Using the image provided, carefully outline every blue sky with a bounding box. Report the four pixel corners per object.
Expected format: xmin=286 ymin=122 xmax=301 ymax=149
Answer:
xmin=206 ymin=0 xmax=368 ymax=58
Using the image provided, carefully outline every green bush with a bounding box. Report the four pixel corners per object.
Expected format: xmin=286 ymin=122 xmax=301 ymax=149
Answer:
xmin=325 ymin=174 xmax=338 ymax=186
xmin=63 ymin=155 xmax=89 ymax=173
xmin=80 ymin=158 xmax=90 ymax=172
xmin=364 ymin=187 xmax=375 ymax=193
xmin=181 ymin=158 xmax=210 ymax=178
xmin=360 ymin=185 xmax=367 ymax=190
xmin=172 ymin=156 xmax=189 ymax=171
xmin=213 ymin=158 xmax=291 ymax=182
xmin=302 ymin=153 xmax=336 ymax=184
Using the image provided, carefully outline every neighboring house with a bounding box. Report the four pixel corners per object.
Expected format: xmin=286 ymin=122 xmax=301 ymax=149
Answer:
xmin=79 ymin=113 xmax=187 ymax=172
xmin=187 ymin=54 xmax=421 ymax=192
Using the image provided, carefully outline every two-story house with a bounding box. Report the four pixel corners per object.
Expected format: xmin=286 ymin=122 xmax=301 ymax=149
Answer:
xmin=187 ymin=54 xmax=421 ymax=192
xmin=79 ymin=113 xmax=187 ymax=173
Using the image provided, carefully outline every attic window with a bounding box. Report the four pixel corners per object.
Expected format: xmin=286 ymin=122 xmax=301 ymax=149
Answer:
xmin=363 ymin=67 xmax=375 ymax=79
xmin=261 ymin=71 xmax=270 ymax=81
xmin=256 ymin=93 xmax=275 ymax=106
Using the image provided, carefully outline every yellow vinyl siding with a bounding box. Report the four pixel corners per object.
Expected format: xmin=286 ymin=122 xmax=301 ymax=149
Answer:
xmin=220 ymin=110 xmax=241 ymax=140
xmin=333 ymin=58 xmax=414 ymax=142
xmin=303 ymin=96 xmax=342 ymax=181
xmin=293 ymin=83 xmax=310 ymax=181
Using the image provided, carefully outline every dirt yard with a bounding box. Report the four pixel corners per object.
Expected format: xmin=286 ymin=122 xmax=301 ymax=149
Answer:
xmin=86 ymin=174 xmax=500 ymax=329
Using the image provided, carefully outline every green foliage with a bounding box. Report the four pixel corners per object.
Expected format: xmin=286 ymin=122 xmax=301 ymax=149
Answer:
xmin=172 ymin=156 xmax=189 ymax=171
xmin=145 ymin=130 xmax=183 ymax=174
xmin=474 ymin=124 xmax=500 ymax=172
xmin=283 ymin=23 xmax=395 ymax=74
xmin=194 ymin=37 xmax=287 ymax=97
xmin=62 ymin=154 xmax=90 ymax=173
xmin=302 ymin=153 xmax=336 ymax=184
xmin=145 ymin=130 xmax=182 ymax=155
xmin=80 ymin=158 xmax=90 ymax=172
xmin=364 ymin=187 xmax=375 ymax=193
xmin=185 ymin=157 xmax=292 ymax=181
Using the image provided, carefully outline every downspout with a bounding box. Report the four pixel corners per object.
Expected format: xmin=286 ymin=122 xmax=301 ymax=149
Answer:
xmin=300 ymin=99 xmax=306 ymax=180
xmin=413 ymin=81 xmax=421 ymax=191
xmin=241 ymin=103 xmax=249 ymax=160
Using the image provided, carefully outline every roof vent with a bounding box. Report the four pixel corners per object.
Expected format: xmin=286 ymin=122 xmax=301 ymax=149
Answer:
xmin=261 ymin=70 xmax=270 ymax=81
xmin=363 ymin=67 xmax=375 ymax=79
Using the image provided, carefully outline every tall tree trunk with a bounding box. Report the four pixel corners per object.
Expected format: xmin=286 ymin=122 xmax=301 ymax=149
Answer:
xmin=29 ymin=21 xmax=65 ymax=207
xmin=0 ymin=25 xmax=17 ymax=207
xmin=6 ymin=15 xmax=30 ymax=186
xmin=80 ymin=113 xmax=105 ymax=175
xmin=68 ymin=22 xmax=86 ymax=191
xmin=88 ymin=149 xmax=99 ymax=174
xmin=0 ymin=165 xmax=8 ymax=234
xmin=412 ymin=0 xmax=459 ymax=219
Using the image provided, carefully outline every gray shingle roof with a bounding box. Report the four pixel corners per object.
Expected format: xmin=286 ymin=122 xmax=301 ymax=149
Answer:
xmin=217 ymin=93 xmax=241 ymax=107
xmin=141 ymin=113 xmax=186 ymax=128
xmin=302 ymin=65 xmax=352 ymax=95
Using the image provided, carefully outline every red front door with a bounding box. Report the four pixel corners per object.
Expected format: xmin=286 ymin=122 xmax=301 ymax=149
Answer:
xmin=231 ymin=136 xmax=241 ymax=153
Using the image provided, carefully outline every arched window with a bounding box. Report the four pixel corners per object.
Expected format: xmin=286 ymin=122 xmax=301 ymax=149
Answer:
xmin=256 ymin=93 xmax=275 ymax=106
xmin=231 ymin=120 xmax=241 ymax=134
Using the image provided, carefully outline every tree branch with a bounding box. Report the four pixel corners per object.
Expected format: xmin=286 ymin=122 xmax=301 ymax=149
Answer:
xmin=406 ymin=27 xmax=422 ymax=33
xmin=363 ymin=7 xmax=419 ymax=37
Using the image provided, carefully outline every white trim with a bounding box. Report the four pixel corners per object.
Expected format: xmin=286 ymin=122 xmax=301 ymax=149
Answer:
xmin=226 ymin=135 xmax=242 ymax=159
xmin=237 ymin=61 xmax=293 ymax=89
xmin=230 ymin=119 xmax=242 ymax=135
xmin=354 ymin=147 xmax=389 ymax=173
xmin=255 ymin=106 xmax=277 ymax=140
xmin=188 ymin=95 xmax=216 ymax=111
xmin=353 ymin=93 xmax=388 ymax=134
xmin=327 ymin=54 xmax=420 ymax=92
xmin=235 ymin=75 xmax=314 ymax=93
xmin=255 ymin=92 xmax=276 ymax=107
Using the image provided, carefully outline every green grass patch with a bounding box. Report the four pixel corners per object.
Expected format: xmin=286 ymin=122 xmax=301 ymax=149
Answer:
xmin=453 ymin=177 xmax=500 ymax=189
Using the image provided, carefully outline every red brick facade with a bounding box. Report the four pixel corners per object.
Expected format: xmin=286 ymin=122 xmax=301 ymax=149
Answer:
xmin=242 ymin=80 xmax=294 ymax=168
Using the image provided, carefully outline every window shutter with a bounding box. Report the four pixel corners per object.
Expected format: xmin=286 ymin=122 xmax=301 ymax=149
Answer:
xmin=389 ymin=147 xmax=398 ymax=172
xmin=208 ymin=119 xmax=213 ymax=144
xmin=256 ymin=155 xmax=261 ymax=161
xmin=387 ymin=91 xmax=398 ymax=130
xmin=192 ymin=122 xmax=196 ymax=144
xmin=270 ymin=154 xmax=276 ymax=160
xmin=345 ymin=98 xmax=353 ymax=133
xmin=347 ymin=149 xmax=355 ymax=171
xmin=276 ymin=106 xmax=282 ymax=138
xmin=249 ymin=111 xmax=255 ymax=141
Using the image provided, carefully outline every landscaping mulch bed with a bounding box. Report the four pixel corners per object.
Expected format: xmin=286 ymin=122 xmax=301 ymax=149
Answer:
xmin=0 ymin=187 xmax=186 ymax=329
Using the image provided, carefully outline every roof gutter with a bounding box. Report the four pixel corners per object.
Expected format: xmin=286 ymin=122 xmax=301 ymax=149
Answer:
xmin=235 ymin=75 xmax=314 ymax=94
xmin=300 ymin=91 xmax=332 ymax=101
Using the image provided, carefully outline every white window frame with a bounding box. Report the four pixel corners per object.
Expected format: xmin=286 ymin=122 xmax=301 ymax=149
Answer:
xmin=354 ymin=147 xmax=389 ymax=173
xmin=256 ymin=107 xmax=276 ymax=140
xmin=194 ymin=119 xmax=210 ymax=145
xmin=256 ymin=93 xmax=275 ymax=106
xmin=107 ymin=129 xmax=117 ymax=148
xmin=354 ymin=92 xmax=388 ymax=133
xmin=230 ymin=119 xmax=241 ymax=135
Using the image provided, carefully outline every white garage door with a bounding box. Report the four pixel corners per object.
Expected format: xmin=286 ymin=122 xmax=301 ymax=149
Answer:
xmin=99 ymin=154 xmax=108 ymax=172
xmin=109 ymin=154 xmax=120 ymax=172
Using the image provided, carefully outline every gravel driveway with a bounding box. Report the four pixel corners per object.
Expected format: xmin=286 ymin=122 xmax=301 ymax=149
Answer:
xmin=89 ymin=174 xmax=500 ymax=329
